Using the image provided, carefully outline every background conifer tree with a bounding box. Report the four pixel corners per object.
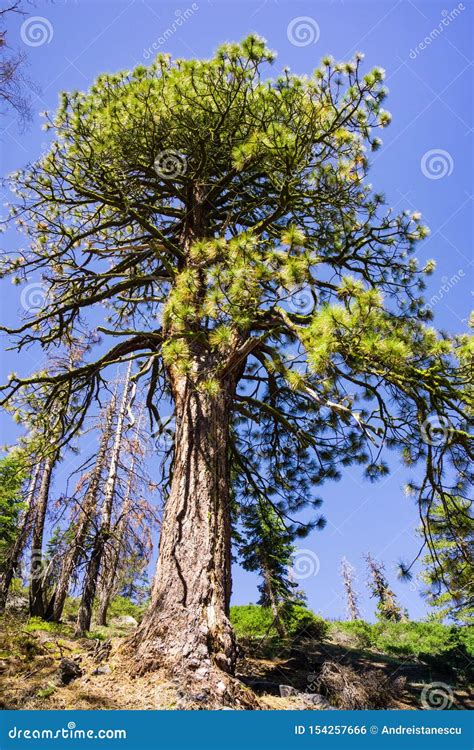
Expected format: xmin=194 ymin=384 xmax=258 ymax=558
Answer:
xmin=365 ymin=553 xmax=406 ymax=622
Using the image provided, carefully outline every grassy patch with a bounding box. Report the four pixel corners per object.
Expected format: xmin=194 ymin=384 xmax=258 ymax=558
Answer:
xmin=330 ymin=620 xmax=473 ymax=658
xmin=230 ymin=603 xmax=328 ymax=640
xmin=23 ymin=617 xmax=71 ymax=636
xmin=230 ymin=604 xmax=329 ymax=657
xmin=37 ymin=684 xmax=56 ymax=699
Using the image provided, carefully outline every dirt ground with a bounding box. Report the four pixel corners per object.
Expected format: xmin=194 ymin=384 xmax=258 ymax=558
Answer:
xmin=0 ymin=616 xmax=471 ymax=711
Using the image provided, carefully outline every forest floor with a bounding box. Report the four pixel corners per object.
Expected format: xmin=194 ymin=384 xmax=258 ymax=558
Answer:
xmin=0 ymin=611 xmax=472 ymax=711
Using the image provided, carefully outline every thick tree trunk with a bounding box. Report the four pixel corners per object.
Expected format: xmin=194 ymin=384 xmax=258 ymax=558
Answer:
xmin=75 ymin=365 xmax=131 ymax=635
xmin=131 ymin=374 xmax=236 ymax=692
xmin=29 ymin=456 xmax=55 ymax=618
xmin=0 ymin=463 xmax=41 ymax=613
xmin=46 ymin=398 xmax=116 ymax=622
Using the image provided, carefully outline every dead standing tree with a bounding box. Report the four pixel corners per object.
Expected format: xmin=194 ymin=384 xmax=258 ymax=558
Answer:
xmin=75 ymin=364 xmax=132 ymax=635
xmin=340 ymin=557 xmax=361 ymax=621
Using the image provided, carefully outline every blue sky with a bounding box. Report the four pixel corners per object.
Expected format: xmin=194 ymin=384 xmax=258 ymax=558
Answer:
xmin=1 ymin=0 xmax=472 ymax=621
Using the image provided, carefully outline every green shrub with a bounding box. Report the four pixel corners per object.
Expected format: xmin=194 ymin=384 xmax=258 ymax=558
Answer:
xmin=457 ymin=626 xmax=474 ymax=658
xmin=24 ymin=617 xmax=66 ymax=635
xmin=9 ymin=578 xmax=27 ymax=596
xmin=105 ymin=596 xmax=145 ymax=622
xmin=62 ymin=596 xmax=79 ymax=619
xmin=37 ymin=684 xmax=56 ymax=699
xmin=330 ymin=620 xmax=374 ymax=649
xmin=230 ymin=605 xmax=275 ymax=638
xmin=285 ymin=604 xmax=329 ymax=641
xmin=331 ymin=620 xmax=473 ymax=663
xmin=85 ymin=630 xmax=107 ymax=641
xmin=230 ymin=604 xmax=328 ymax=641
xmin=372 ymin=621 xmax=457 ymax=657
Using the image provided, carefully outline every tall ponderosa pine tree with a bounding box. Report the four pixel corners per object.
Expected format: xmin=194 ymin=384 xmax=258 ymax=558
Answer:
xmin=1 ymin=38 xmax=472 ymax=700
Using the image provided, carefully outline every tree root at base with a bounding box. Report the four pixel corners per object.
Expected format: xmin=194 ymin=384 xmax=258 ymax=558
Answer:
xmin=120 ymin=638 xmax=260 ymax=709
